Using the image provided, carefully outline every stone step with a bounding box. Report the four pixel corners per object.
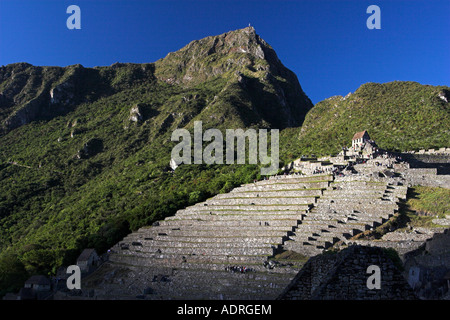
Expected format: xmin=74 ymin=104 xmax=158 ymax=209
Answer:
xmin=310 ymin=210 xmax=395 ymax=218
xmin=309 ymin=213 xmax=394 ymax=221
xmin=120 ymin=235 xmax=287 ymax=247
xmin=292 ymin=227 xmax=349 ymax=238
xmin=204 ymin=197 xmax=317 ymax=205
xmin=184 ymin=204 xmax=312 ymax=211
xmin=158 ymin=219 xmax=300 ymax=227
xmin=109 ymin=251 xmax=271 ymax=268
xmin=308 ymin=209 xmax=391 ymax=217
xmin=219 ymin=189 xmax=323 ymax=198
xmin=320 ymin=195 xmax=385 ymax=200
xmin=282 ymin=241 xmax=329 ymax=256
xmin=155 ymin=223 xmax=297 ymax=231
xmin=323 ymin=204 xmax=398 ymax=211
xmin=347 ymin=239 xmax=427 ymax=256
xmin=233 ymin=181 xmax=329 ymax=191
xmin=123 ymin=235 xmax=283 ymax=244
xmin=302 ymin=215 xmax=390 ymax=225
xmin=171 ymin=210 xmax=307 ymax=221
xmin=155 ymin=222 xmax=301 ymax=230
xmin=298 ymin=219 xmax=369 ymax=227
xmin=294 ymin=224 xmax=356 ymax=233
xmin=125 ymin=228 xmax=291 ymax=237
xmin=330 ymin=186 xmax=388 ymax=192
xmin=288 ymin=237 xmax=332 ymax=247
xmin=260 ymin=174 xmax=333 ymax=183
xmin=114 ymin=254 xmax=273 ymax=271
xmin=295 ymin=227 xmax=366 ymax=239
xmin=123 ymin=239 xmax=277 ymax=250
xmin=139 ymin=224 xmax=295 ymax=232
xmin=110 ymin=251 xmax=270 ymax=265
xmin=166 ymin=213 xmax=303 ymax=221
xmin=173 ymin=263 xmax=298 ymax=275
xmin=289 ymin=233 xmax=346 ymax=243
xmin=311 ymin=205 xmax=394 ymax=212
xmin=162 ymin=219 xmax=301 ymax=227
xmin=293 ymin=224 xmax=367 ymax=235
xmin=332 ymin=180 xmax=387 ymax=185
xmin=116 ymin=245 xmax=275 ymax=256
xmin=322 ymin=190 xmax=385 ymax=196
xmin=317 ymin=197 xmax=394 ymax=203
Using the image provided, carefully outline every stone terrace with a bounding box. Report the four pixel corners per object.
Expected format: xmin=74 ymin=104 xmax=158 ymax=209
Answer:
xmin=80 ymin=173 xmax=407 ymax=300
xmin=283 ymin=177 xmax=407 ymax=256
xmin=80 ymin=174 xmax=332 ymax=299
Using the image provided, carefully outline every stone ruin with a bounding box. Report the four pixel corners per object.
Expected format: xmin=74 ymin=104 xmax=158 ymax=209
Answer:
xmin=278 ymin=245 xmax=417 ymax=300
xmin=56 ymin=138 xmax=450 ymax=300
xmin=408 ymin=148 xmax=450 ymax=155
xmin=65 ymin=169 xmax=419 ymax=300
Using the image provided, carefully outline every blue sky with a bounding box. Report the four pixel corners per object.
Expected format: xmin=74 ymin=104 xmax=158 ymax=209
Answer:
xmin=0 ymin=0 xmax=449 ymax=103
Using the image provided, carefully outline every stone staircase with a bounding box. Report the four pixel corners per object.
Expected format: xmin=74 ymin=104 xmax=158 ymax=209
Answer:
xmin=283 ymin=179 xmax=407 ymax=256
xmin=80 ymin=174 xmax=407 ymax=300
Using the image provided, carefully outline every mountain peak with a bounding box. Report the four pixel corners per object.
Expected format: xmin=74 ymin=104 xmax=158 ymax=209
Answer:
xmin=155 ymin=27 xmax=290 ymax=87
xmin=231 ymin=25 xmax=258 ymax=40
xmin=161 ymin=26 xmax=267 ymax=62
xmin=152 ymin=27 xmax=312 ymax=128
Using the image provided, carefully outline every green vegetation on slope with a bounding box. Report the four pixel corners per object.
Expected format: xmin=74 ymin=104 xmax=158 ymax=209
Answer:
xmin=406 ymin=186 xmax=449 ymax=217
xmin=0 ymin=70 xmax=265 ymax=295
xmin=0 ymin=28 xmax=312 ymax=295
xmin=352 ymin=186 xmax=449 ymax=241
xmin=393 ymin=186 xmax=449 ymax=230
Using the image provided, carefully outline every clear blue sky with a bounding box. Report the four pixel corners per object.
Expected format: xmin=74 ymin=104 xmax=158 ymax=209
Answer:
xmin=1 ymin=0 xmax=449 ymax=103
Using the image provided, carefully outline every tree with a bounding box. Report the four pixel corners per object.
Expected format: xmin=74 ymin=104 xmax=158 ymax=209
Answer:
xmin=0 ymin=252 xmax=28 ymax=296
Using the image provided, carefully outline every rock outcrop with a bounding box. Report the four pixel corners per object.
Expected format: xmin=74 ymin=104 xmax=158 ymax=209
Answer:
xmin=128 ymin=104 xmax=144 ymax=123
xmin=50 ymin=79 xmax=75 ymax=106
xmin=0 ymin=64 xmax=83 ymax=134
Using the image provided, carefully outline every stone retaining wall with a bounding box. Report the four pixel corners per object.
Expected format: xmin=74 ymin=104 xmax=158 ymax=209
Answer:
xmin=403 ymin=168 xmax=450 ymax=188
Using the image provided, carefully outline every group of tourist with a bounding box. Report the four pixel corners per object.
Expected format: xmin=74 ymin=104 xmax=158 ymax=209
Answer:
xmin=273 ymin=172 xmax=305 ymax=179
xmin=225 ymin=265 xmax=253 ymax=273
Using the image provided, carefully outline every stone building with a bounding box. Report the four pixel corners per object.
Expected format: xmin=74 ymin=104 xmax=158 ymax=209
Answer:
xmin=352 ymin=130 xmax=370 ymax=149
xmin=24 ymin=275 xmax=51 ymax=292
xmin=402 ymin=229 xmax=450 ymax=299
xmin=77 ymin=248 xmax=100 ymax=273
xmin=13 ymin=275 xmax=53 ymax=300
xmin=278 ymin=245 xmax=417 ymax=300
